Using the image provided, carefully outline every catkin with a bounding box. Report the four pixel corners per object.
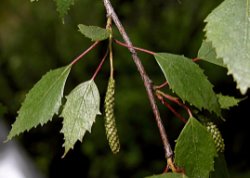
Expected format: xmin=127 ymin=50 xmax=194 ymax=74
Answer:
xmin=206 ymin=122 xmax=225 ymax=153
xmin=104 ymin=78 xmax=120 ymax=154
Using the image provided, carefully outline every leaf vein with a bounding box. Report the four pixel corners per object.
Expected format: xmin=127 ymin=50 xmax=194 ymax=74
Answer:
xmin=36 ymin=66 xmax=70 ymax=114
xmin=191 ymin=121 xmax=201 ymax=177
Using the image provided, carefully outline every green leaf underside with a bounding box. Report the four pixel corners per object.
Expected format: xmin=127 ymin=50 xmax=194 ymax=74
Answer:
xmin=55 ymin=0 xmax=74 ymax=19
xmin=198 ymin=41 xmax=225 ymax=67
xmin=145 ymin=173 xmax=188 ymax=178
xmin=205 ymin=0 xmax=250 ymax=94
xmin=175 ymin=117 xmax=217 ymax=178
xmin=217 ymin=93 xmax=243 ymax=109
xmin=7 ymin=65 xmax=71 ymax=141
xmin=78 ymin=24 xmax=110 ymax=41
xmin=154 ymin=53 xmax=221 ymax=116
xmin=61 ymin=80 xmax=101 ymax=157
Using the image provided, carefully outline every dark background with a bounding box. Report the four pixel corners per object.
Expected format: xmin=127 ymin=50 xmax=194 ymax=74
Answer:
xmin=0 ymin=0 xmax=249 ymax=177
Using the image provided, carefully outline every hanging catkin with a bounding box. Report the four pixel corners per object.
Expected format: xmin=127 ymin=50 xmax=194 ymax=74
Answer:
xmin=206 ymin=122 xmax=225 ymax=153
xmin=104 ymin=77 xmax=120 ymax=154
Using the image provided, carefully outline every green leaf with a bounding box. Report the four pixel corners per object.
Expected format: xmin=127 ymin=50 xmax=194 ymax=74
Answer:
xmin=154 ymin=53 xmax=221 ymax=116
xmin=210 ymin=153 xmax=230 ymax=178
xmin=145 ymin=173 xmax=188 ymax=178
xmin=55 ymin=0 xmax=74 ymax=19
xmin=217 ymin=93 xmax=243 ymax=109
xmin=198 ymin=41 xmax=225 ymax=67
xmin=205 ymin=0 xmax=250 ymax=94
xmin=7 ymin=65 xmax=71 ymax=141
xmin=78 ymin=24 xmax=110 ymax=41
xmin=175 ymin=117 xmax=217 ymax=178
xmin=60 ymin=80 xmax=101 ymax=157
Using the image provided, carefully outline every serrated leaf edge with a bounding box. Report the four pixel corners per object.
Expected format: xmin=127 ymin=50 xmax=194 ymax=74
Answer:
xmin=78 ymin=24 xmax=110 ymax=41
xmin=60 ymin=79 xmax=101 ymax=157
xmin=175 ymin=117 xmax=217 ymax=178
xmin=198 ymin=40 xmax=226 ymax=68
xmin=6 ymin=65 xmax=71 ymax=141
xmin=154 ymin=53 xmax=221 ymax=116
xmin=204 ymin=0 xmax=250 ymax=94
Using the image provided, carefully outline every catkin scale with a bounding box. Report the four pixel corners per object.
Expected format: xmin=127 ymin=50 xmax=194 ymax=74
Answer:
xmin=104 ymin=78 xmax=120 ymax=154
xmin=206 ymin=122 xmax=225 ymax=153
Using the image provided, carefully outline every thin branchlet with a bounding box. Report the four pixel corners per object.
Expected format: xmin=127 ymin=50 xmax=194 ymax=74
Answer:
xmin=102 ymin=0 xmax=173 ymax=159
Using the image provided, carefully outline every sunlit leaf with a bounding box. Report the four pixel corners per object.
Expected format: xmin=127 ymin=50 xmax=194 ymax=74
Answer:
xmin=61 ymin=80 xmax=101 ymax=157
xmin=205 ymin=0 xmax=250 ymax=94
xmin=175 ymin=117 xmax=217 ymax=178
xmin=7 ymin=65 xmax=71 ymax=141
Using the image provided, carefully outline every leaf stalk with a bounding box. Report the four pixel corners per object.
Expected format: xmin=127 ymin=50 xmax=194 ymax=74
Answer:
xmin=91 ymin=49 xmax=109 ymax=81
xmin=114 ymin=39 xmax=156 ymax=55
xmin=70 ymin=41 xmax=100 ymax=66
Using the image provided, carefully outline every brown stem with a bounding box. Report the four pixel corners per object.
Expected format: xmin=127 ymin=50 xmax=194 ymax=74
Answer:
xmin=103 ymin=0 xmax=173 ymax=159
xmin=156 ymin=90 xmax=193 ymax=118
xmin=114 ymin=39 xmax=156 ymax=55
xmin=70 ymin=41 xmax=100 ymax=66
xmin=91 ymin=49 xmax=109 ymax=80
xmin=157 ymin=94 xmax=187 ymax=123
xmin=192 ymin=57 xmax=201 ymax=62
xmin=154 ymin=81 xmax=169 ymax=90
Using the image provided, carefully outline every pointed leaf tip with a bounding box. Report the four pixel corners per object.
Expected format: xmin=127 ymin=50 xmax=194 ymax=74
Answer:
xmin=205 ymin=0 xmax=250 ymax=94
xmin=7 ymin=65 xmax=71 ymax=141
xmin=61 ymin=80 xmax=101 ymax=156
xmin=217 ymin=93 xmax=244 ymax=109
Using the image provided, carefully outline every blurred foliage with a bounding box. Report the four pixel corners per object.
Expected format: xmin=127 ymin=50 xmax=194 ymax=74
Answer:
xmin=0 ymin=0 xmax=249 ymax=178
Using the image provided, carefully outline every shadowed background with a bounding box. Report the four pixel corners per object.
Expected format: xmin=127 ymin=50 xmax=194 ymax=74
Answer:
xmin=0 ymin=0 xmax=249 ymax=177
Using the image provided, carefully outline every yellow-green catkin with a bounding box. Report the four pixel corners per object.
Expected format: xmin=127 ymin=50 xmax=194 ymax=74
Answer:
xmin=104 ymin=78 xmax=120 ymax=154
xmin=206 ymin=122 xmax=225 ymax=153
